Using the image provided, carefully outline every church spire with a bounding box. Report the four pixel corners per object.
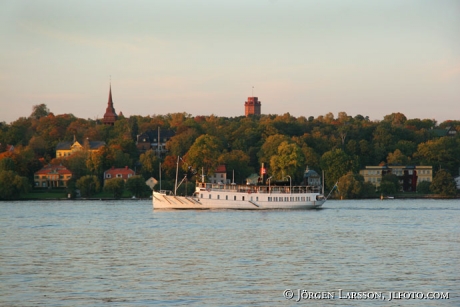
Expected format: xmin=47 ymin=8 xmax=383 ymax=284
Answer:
xmin=102 ymin=83 xmax=118 ymax=126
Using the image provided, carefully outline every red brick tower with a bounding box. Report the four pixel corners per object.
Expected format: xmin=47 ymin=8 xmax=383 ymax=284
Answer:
xmin=244 ymin=97 xmax=261 ymax=117
xmin=102 ymin=84 xmax=118 ymax=125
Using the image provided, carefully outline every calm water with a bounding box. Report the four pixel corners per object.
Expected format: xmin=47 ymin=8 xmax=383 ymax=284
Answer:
xmin=1 ymin=199 xmax=459 ymax=306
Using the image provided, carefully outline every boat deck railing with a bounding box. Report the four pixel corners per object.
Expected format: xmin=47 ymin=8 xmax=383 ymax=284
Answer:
xmin=196 ymin=182 xmax=321 ymax=194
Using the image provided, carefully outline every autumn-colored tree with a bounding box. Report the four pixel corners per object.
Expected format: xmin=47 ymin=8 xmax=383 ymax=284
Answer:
xmin=337 ymin=172 xmax=364 ymax=199
xmin=387 ymin=149 xmax=409 ymax=165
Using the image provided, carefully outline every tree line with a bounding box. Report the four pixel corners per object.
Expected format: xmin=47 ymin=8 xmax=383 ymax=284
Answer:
xmin=0 ymin=104 xmax=459 ymax=199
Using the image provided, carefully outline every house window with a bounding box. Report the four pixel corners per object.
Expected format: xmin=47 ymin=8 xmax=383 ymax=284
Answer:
xmin=128 ymin=174 xmax=132 ymax=178
xmin=242 ymin=196 xmax=245 ymax=201
xmin=116 ymin=174 xmax=122 ymax=178
xmin=234 ymin=196 xmax=236 ymax=200
xmin=106 ymin=174 xmax=111 ymax=178
xmin=209 ymin=194 xmax=211 ymax=199
xmin=226 ymin=195 xmax=228 ymax=200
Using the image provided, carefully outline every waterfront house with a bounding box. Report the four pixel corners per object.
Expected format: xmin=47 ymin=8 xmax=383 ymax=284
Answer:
xmin=34 ymin=164 xmax=72 ymax=188
xmin=104 ymin=166 xmax=135 ymax=185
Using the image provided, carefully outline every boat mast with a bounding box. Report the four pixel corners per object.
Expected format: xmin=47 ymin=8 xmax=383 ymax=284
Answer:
xmin=174 ymin=156 xmax=179 ymax=195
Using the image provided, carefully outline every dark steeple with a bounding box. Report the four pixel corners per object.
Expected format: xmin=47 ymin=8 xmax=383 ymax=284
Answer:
xmin=102 ymin=83 xmax=118 ymax=126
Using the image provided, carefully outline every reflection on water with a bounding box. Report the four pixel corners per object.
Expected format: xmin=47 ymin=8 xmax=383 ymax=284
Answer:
xmin=1 ymin=199 xmax=459 ymax=306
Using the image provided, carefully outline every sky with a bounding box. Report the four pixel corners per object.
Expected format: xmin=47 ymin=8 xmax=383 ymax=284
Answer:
xmin=1 ymin=0 xmax=459 ymax=124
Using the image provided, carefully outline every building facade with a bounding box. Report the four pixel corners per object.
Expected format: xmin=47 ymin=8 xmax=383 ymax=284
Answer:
xmin=304 ymin=166 xmax=321 ymax=187
xmin=136 ymin=128 xmax=175 ymax=155
xmin=34 ymin=164 xmax=72 ymax=188
xmin=244 ymin=97 xmax=261 ymax=117
xmin=56 ymin=139 xmax=105 ymax=158
xmin=208 ymin=165 xmax=228 ymax=184
xmin=359 ymin=165 xmax=433 ymax=192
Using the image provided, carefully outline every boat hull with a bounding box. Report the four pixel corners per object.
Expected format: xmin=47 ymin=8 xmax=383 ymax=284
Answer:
xmin=152 ymin=192 xmax=325 ymax=210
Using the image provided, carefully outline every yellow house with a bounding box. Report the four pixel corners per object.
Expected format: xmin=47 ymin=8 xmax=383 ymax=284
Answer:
xmin=360 ymin=165 xmax=432 ymax=191
xmin=56 ymin=139 xmax=105 ymax=158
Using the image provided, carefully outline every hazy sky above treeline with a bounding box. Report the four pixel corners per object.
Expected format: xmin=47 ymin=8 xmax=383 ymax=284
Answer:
xmin=1 ymin=0 xmax=459 ymax=124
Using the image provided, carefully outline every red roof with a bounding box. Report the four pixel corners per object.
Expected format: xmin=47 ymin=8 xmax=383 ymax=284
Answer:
xmin=104 ymin=166 xmax=135 ymax=177
xmin=35 ymin=164 xmax=72 ymax=175
xmin=215 ymin=165 xmax=226 ymax=173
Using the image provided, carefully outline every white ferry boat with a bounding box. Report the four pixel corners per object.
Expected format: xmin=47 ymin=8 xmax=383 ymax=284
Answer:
xmin=152 ymin=181 xmax=327 ymax=210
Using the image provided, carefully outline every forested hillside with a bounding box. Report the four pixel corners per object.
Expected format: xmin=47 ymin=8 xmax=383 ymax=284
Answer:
xmin=1 ymin=104 xmax=459 ymax=199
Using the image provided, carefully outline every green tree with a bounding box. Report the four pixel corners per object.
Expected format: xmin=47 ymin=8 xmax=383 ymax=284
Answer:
xmin=104 ymin=178 xmax=125 ymax=199
xmin=218 ymin=150 xmax=254 ymax=184
xmin=379 ymin=174 xmax=400 ymax=195
xmin=430 ymin=170 xmax=457 ymax=197
xmin=258 ymin=134 xmax=291 ymax=165
xmin=125 ymin=175 xmax=150 ymax=198
xmin=0 ymin=157 xmax=16 ymax=172
xmin=0 ymin=170 xmax=29 ymax=199
xmin=414 ymin=137 xmax=460 ymax=174
xmin=185 ymin=134 xmax=223 ymax=176
xmin=320 ymin=148 xmax=359 ymax=190
xmin=417 ymin=181 xmax=431 ymax=194
xmin=166 ymin=128 xmax=200 ymax=157
xmin=76 ymin=175 xmax=100 ymax=197
xmin=270 ymin=141 xmax=305 ymax=182
xmin=139 ymin=149 xmax=159 ymax=179
xmin=63 ymin=151 xmax=89 ymax=180
xmin=30 ymin=104 xmax=50 ymax=119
